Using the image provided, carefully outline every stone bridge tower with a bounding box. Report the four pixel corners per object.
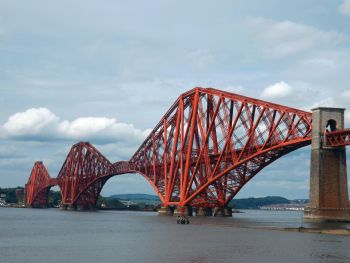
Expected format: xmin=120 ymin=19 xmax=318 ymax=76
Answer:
xmin=304 ymin=107 xmax=350 ymax=222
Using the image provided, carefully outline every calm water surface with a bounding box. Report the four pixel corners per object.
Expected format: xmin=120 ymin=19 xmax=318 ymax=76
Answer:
xmin=0 ymin=208 xmax=349 ymax=263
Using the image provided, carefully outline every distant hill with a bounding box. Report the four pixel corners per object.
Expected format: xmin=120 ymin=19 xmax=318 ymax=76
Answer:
xmin=229 ymin=196 xmax=290 ymax=209
xmin=97 ymin=196 xmax=126 ymax=209
xmin=108 ymin=194 xmax=304 ymax=209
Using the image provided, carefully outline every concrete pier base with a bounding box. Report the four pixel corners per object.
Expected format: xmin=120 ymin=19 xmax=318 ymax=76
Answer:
xmin=158 ymin=206 xmax=174 ymax=216
xmin=174 ymin=206 xmax=193 ymax=216
xmin=31 ymin=204 xmax=48 ymax=209
xmin=67 ymin=204 xmax=77 ymax=211
xmin=304 ymin=107 xmax=350 ymax=222
xmin=304 ymin=207 xmax=350 ymax=222
xmin=77 ymin=205 xmax=96 ymax=211
xmin=223 ymin=207 xmax=233 ymax=217
xmin=213 ymin=207 xmax=232 ymax=217
xmin=213 ymin=207 xmax=224 ymax=216
xmin=60 ymin=205 xmax=68 ymax=210
xmin=196 ymin=207 xmax=212 ymax=216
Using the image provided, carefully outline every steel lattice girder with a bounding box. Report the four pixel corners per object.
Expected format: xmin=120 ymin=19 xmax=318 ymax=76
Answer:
xmin=55 ymin=143 xmax=136 ymax=207
xmin=26 ymin=87 xmax=317 ymax=208
xmin=57 ymin=142 xmax=115 ymax=207
xmin=25 ymin=161 xmax=55 ymax=207
xmin=130 ymin=87 xmax=313 ymax=207
xmin=325 ymin=129 xmax=350 ymax=147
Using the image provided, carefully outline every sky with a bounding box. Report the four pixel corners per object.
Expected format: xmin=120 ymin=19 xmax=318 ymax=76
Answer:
xmin=0 ymin=0 xmax=350 ymax=199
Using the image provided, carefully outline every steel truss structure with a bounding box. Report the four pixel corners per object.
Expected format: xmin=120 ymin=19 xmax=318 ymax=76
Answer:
xmin=25 ymin=161 xmax=57 ymax=207
xmin=24 ymin=87 xmax=348 ymax=209
xmin=57 ymin=142 xmax=136 ymax=208
xmin=326 ymin=128 xmax=350 ymax=147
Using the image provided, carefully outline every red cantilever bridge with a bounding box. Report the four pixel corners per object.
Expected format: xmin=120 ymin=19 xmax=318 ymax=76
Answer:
xmin=25 ymin=87 xmax=350 ymax=218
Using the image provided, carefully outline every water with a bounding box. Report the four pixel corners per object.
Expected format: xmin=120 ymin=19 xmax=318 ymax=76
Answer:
xmin=0 ymin=208 xmax=349 ymax=263
xmin=228 ymin=209 xmax=350 ymax=230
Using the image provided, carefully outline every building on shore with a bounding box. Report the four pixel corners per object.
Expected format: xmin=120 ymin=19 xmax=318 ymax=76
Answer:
xmin=259 ymin=203 xmax=305 ymax=211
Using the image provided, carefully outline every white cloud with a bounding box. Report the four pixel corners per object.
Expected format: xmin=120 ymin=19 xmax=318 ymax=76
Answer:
xmin=339 ymin=0 xmax=350 ymax=15
xmin=142 ymin=128 xmax=153 ymax=138
xmin=2 ymin=107 xmax=149 ymax=144
xmin=58 ymin=117 xmax=146 ymax=143
xmin=303 ymin=89 xmax=350 ymax=114
xmin=261 ymin=81 xmax=293 ymax=99
xmin=246 ymin=18 xmax=344 ymax=58
xmin=303 ymin=98 xmax=335 ymax=112
xmin=3 ymin=108 xmax=59 ymax=137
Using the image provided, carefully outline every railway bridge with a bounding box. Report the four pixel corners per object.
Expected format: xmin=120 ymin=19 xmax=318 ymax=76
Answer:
xmin=24 ymin=87 xmax=350 ymax=222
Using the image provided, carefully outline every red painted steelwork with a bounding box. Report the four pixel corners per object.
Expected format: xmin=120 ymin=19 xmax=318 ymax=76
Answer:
xmin=26 ymin=87 xmax=317 ymax=208
xmin=130 ymin=88 xmax=313 ymax=207
xmin=325 ymin=128 xmax=350 ymax=147
xmin=25 ymin=162 xmax=55 ymax=207
xmin=56 ymin=142 xmax=165 ymax=208
xmin=57 ymin=142 xmax=115 ymax=208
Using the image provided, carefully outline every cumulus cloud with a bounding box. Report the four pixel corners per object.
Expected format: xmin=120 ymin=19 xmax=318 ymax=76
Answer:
xmin=261 ymin=81 xmax=293 ymax=100
xmin=1 ymin=107 xmax=149 ymax=144
xmin=246 ymin=17 xmax=344 ymax=58
xmin=3 ymin=108 xmax=59 ymax=137
xmin=58 ymin=117 xmax=146 ymax=143
xmin=339 ymin=0 xmax=350 ymax=15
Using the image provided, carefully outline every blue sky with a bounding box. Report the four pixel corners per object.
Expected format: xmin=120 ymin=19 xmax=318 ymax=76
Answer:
xmin=0 ymin=0 xmax=350 ymax=199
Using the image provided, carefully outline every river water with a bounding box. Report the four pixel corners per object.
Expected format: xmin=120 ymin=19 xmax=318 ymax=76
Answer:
xmin=0 ymin=208 xmax=349 ymax=263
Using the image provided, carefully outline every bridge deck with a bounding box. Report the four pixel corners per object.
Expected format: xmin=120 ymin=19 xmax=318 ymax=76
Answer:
xmin=325 ymin=129 xmax=350 ymax=147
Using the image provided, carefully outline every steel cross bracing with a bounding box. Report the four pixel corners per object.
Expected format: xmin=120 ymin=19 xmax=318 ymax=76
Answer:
xmin=26 ymin=87 xmax=316 ymax=208
xmin=325 ymin=129 xmax=350 ymax=147
xmin=130 ymin=88 xmax=312 ymax=207
xmin=56 ymin=142 xmax=136 ymax=207
xmin=25 ymin=161 xmax=57 ymax=207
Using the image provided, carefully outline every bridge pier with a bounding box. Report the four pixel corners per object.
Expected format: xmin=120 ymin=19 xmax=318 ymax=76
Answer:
xmin=77 ymin=205 xmax=96 ymax=211
xmin=67 ymin=204 xmax=78 ymax=211
xmin=213 ymin=207 xmax=232 ymax=217
xmin=60 ymin=204 xmax=96 ymax=211
xmin=30 ymin=204 xmax=48 ymax=209
xmin=174 ymin=206 xmax=193 ymax=216
xmin=158 ymin=206 xmax=174 ymax=216
xmin=304 ymin=107 xmax=350 ymax=222
xmin=196 ymin=207 xmax=213 ymax=216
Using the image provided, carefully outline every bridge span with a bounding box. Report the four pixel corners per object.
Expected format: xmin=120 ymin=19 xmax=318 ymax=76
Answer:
xmin=25 ymin=87 xmax=350 ymax=222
